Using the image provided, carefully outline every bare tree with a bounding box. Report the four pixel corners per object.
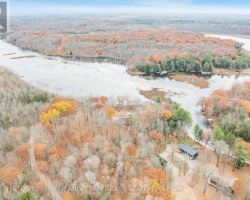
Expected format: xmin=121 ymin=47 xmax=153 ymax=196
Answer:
xmin=214 ymin=140 xmax=229 ymax=167
xmin=202 ymin=164 xmax=216 ymax=194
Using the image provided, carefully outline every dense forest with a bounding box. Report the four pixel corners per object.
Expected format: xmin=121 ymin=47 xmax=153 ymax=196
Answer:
xmin=0 ymin=68 xmax=195 ymax=199
xmin=133 ymin=52 xmax=250 ymax=74
xmin=8 ymin=17 xmax=249 ymax=71
xmin=0 ymin=67 xmax=250 ymax=199
xmin=198 ymin=82 xmax=250 ymax=142
xmin=2 ymin=15 xmax=250 ymax=199
xmin=11 ymin=15 xmax=250 ymax=36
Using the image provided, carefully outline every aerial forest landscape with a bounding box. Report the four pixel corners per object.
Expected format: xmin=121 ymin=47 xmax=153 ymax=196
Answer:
xmin=0 ymin=0 xmax=250 ymax=200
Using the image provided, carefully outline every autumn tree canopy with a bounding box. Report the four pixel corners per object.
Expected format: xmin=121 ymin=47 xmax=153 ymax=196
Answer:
xmin=160 ymin=110 xmax=172 ymax=120
xmin=106 ymin=108 xmax=116 ymax=118
xmin=40 ymin=97 xmax=77 ymax=124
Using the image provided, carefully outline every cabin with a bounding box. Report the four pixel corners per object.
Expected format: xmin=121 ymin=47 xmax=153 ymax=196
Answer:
xmin=178 ymin=143 xmax=199 ymax=159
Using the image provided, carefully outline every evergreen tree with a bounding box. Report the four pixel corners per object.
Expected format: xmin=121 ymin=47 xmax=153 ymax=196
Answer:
xmin=170 ymin=61 xmax=175 ymax=71
xmin=224 ymin=132 xmax=236 ymax=150
xmin=156 ymin=96 xmax=162 ymax=104
xmin=21 ymin=191 xmax=35 ymax=200
xmin=203 ymin=62 xmax=210 ymax=72
xmin=193 ymin=124 xmax=203 ymax=141
xmin=233 ymin=144 xmax=248 ymax=169
xmin=171 ymin=103 xmax=192 ymax=127
xmin=212 ymin=126 xmax=225 ymax=142
xmin=194 ymin=61 xmax=202 ymax=72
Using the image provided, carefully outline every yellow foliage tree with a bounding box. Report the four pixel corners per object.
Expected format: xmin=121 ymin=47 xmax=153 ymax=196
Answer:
xmin=40 ymin=109 xmax=60 ymax=124
xmin=40 ymin=97 xmax=77 ymax=124
xmin=50 ymin=101 xmax=71 ymax=113
xmin=151 ymin=179 xmax=160 ymax=190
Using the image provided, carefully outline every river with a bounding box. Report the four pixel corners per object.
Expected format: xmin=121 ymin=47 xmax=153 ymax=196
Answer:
xmin=1 ymin=35 xmax=250 ymax=136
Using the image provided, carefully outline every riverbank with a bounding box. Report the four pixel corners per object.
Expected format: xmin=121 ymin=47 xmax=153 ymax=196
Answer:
xmin=0 ymin=67 xmax=55 ymax=131
xmin=1 ymin=39 xmax=250 ymax=140
xmin=139 ymin=88 xmax=167 ymax=101
xmin=205 ymin=33 xmax=250 ymax=40
xmin=10 ymin=55 xmax=36 ymax=59
xmin=213 ymin=68 xmax=250 ymax=76
xmin=17 ymin=46 xmax=127 ymax=66
xmin=170 ymin=75 xmax=209 ymax=88
xmin=7 ymin=37 xmax=250 ymax=89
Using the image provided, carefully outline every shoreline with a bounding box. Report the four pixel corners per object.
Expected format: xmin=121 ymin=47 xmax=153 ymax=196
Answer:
xmin=139 ymin=88 xmax=168 ymax=101
xmin=3 ymin=42 xmax=250 ymax=89
xmin=8 ymin=39 xmax=250 ymax=79
xmin=4 ymin=40 xmax=250 ymax=84
xmin=9 ymin=42 xmax=127 ymax=66
xmin=204 ymin=33 xmax=250 ymax=40
xmin=2 ymin=41 xmax=249 ymax=144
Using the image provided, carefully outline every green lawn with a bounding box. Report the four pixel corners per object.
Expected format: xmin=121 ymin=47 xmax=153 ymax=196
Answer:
xmin=179 ymin=137 xmax=195 ymax=147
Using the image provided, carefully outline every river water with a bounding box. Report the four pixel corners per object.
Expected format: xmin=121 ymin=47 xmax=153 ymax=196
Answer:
xmin=1 ymin=35 xmax=250 ymax=135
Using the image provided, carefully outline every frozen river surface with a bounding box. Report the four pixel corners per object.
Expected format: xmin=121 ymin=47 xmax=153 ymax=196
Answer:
xmin=1 ymin=36 xmax=250 ymax=134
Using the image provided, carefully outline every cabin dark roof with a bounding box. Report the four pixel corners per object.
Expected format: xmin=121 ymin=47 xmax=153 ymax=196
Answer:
xmin=178 ymin=143 xmax=198 ymax=157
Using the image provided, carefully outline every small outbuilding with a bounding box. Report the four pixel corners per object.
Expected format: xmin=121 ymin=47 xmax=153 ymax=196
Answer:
xmin=203 ymin=163 xmax=237 ymax=197
xmin=178 ymin=143 xmax=199 ymax=159
xmin=209 ymin=175 xmax=237 ymax=197
xmin=205 ymin=118 xmax=214 ymax=126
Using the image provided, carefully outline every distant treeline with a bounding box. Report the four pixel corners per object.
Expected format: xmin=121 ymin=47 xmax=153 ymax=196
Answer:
xmin=133 ymin=54 xmax=250 ymax=74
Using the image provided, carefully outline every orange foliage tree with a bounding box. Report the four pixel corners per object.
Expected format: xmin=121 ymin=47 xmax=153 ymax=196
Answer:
xmin=149 ymin=130 xmax=163 ymax=141
xmin=13 ymin=143 xmax=32 ymax=160
xmin=45 ymin=124 xmax=54 ymax=132
xmin=144 ymin=167 xmax=168 ymax=182
xmin=212 ymin=89 xmax=228 ymax=98
xmin=1 ymin=167 xmax=20 ymax=183
xmin=160 ymin=110 xmax=172 ymax=120
xmin=126 ymin=146 xmax=136 ymax=157
xmin=95 ymin=103 xmax=105 ymax=109
xmin=152 ymin=54 xmax=164 ymax=64
xmin=100 ymin=96 xmax=108 ymax=104
xmin=106 ymin=108 xmax=116 ymax=118
xmin=49 ymin=146 xmax=66 ymax=162
xmin=144 ymin=167 xmax=173 ymax=199
xmin=33 ymin=143 xmax=47 ymax=160
xmin=36 ymin=178 xmax=51 ymax=189
xmin=33 ymin=161 xmax=49 ymax=172
xmin=240 ymin=100 xmax=250 ymax=114
xmin=9 ymin=128 xmax=21 ymax=137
